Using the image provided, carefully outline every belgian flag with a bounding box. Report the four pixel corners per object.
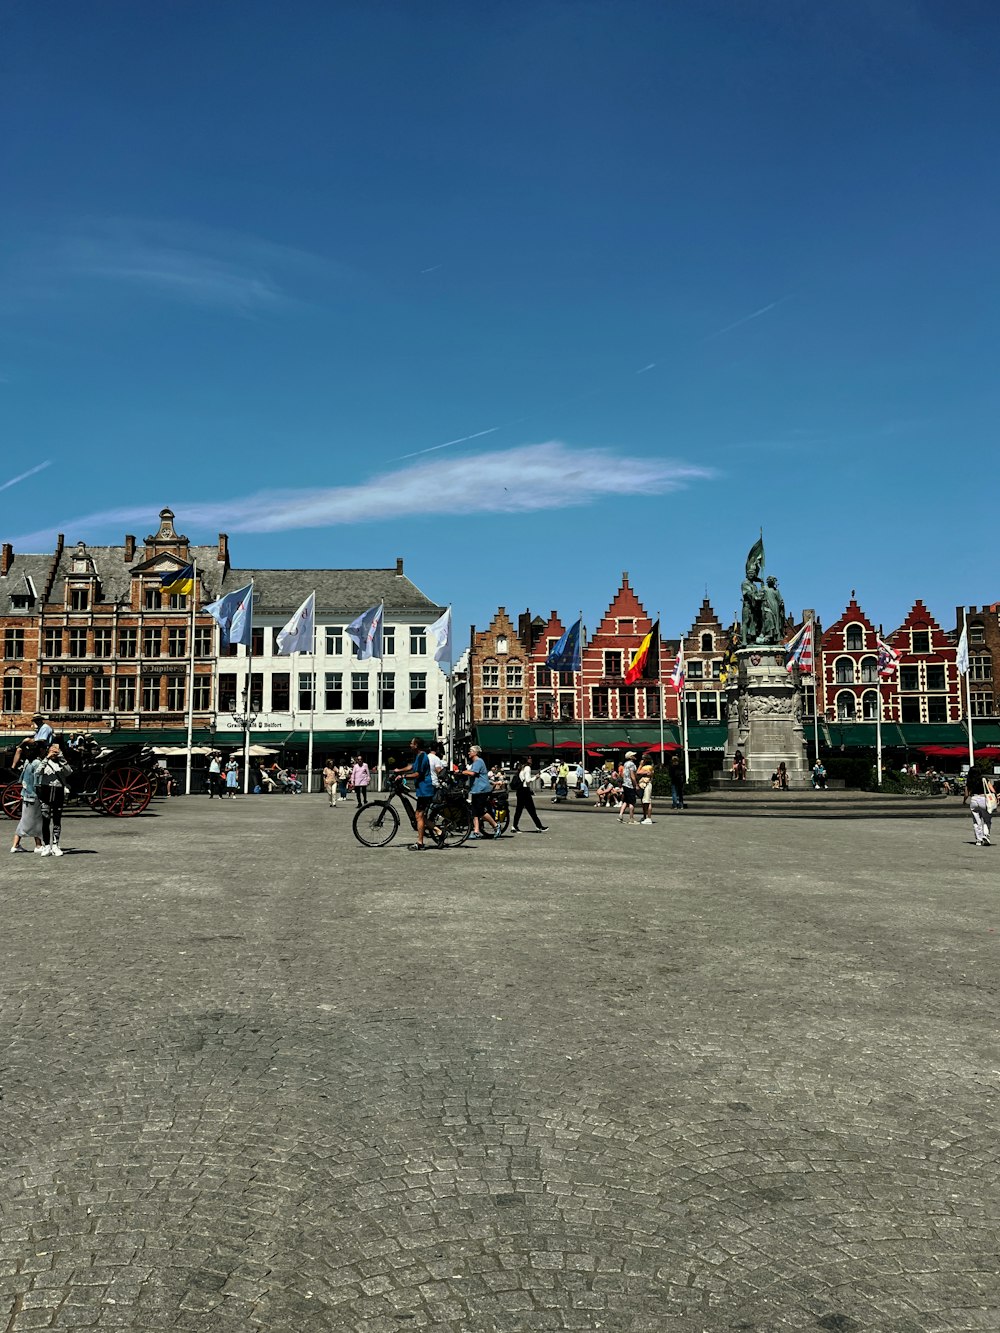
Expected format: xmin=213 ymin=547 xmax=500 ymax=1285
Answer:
xmin=624 ymin=620 xmax=659 ymax=685
xmin=160 ymin=562 xmax=195 ymax=596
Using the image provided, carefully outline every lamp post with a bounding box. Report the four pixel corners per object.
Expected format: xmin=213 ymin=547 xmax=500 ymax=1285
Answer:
xmin=231 ymin=683 xmax=259 ymax=770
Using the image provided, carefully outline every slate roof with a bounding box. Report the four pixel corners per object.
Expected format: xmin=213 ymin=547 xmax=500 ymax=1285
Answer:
xmin=218 ymin=567 xmax=442 ymax=616
xmin=0 ymin=554 xmax=53 ymax=615
xmin=39 ymin=545 xmax=227 ymax=605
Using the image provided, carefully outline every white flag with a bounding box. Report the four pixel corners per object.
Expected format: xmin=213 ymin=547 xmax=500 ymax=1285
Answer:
xmin=347 ymin=602 xmax=383 ymax=660
xmin=956 ymin=623 xmax=969 ymax=676
xmin=277 ymin=592 xmax=315 ymax=656
xmin=428 ymin=607 xmax=452 ymax=665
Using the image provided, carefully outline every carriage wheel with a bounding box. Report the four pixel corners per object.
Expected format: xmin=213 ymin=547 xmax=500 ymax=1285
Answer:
xmin=98 ymin=767 xmax=154 ymax=817
xmin=1 ymin=783 xmax=22 ymax=821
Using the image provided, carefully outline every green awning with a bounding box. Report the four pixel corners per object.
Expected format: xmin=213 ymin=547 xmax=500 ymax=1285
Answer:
xmin=971 ymin=722 xmax=1000 ymax=745
xmin=897 ymin=723 xmax=969 ymax=747
xmin=686 ymin=723 xmax=727 ymax=750
xmin=823 ymin=721 xmax=898 ymax=749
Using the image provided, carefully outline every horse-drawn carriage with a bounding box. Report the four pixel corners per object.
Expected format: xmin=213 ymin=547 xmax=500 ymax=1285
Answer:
xmin=0 ymin=736 xmax=159 ymax=820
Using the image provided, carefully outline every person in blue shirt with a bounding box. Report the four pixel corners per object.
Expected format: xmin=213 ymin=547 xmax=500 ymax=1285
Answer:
xmin=394 ymin=736 xmax=435 ymax=850
xmin=461 ymin=744 xmax=498 ymax=839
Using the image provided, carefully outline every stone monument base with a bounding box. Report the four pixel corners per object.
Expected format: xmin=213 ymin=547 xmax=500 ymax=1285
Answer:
xmin=725 ymin=647 xmax=809 ymax=782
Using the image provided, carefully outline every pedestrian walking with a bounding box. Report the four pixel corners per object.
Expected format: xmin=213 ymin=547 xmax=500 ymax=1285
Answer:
xmin=511 ymin=758 xmax=548 ymax=833
xmin=462 ymin=744 xmax=497 ymax=839
xmin=337 ymin=761 xmax=350 ymax=803
xmin=351 ymin=755 xmax=370 ymax=806
xmin=225 ymin=757 xmax=239 ymax=798
xmin=207 ymin=751 xmax=221 ymax=798
xmin=10 ymin=741 xmax=43 ymax=854
xmin=965 ymin=764 xmax=995 ymax=846
xmin=36 ymin=742 xmax=73 ymax=856
xmin=618 ymin=751 xmax=639 ymax=824
xmin=323 ymin=758 xmax=338 ymax=806
xmin=394 ymin=736 xmax=434 ymax=850
xmin=668 ymin=752 xmax=687 ymax=809
xmin=637 ymin=754 xmax=655 ymax=824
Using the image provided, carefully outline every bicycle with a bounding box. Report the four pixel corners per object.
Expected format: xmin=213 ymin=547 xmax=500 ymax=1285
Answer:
xmin=352 ymin=777 xmax=472 ymax=849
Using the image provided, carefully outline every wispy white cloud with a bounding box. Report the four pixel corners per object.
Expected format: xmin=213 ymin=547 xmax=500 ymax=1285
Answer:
xmin=11 ymin=443 xmax=713 ymax=548
xmin=706 ymin=296 xmax=790 ymax=341
xmin=18 ymin=218 xmax=351 ymax=316
xmin=0 ymin=460 xmax=51 ymax=494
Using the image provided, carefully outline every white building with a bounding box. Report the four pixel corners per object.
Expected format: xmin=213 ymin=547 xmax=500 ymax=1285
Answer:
xmin=214 ymin=559 xmax=448 ymax=767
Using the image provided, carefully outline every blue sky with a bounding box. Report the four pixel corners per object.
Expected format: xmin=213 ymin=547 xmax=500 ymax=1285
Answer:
xmin=2 ymin=0 xmax=999 ymax=641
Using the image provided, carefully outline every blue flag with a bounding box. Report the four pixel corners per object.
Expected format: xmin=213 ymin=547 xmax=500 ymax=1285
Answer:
xmin=347 ymin=602 xmax=383 ymax=660
xmin=204 ymin=582 xmax=254 ymax=647
xmin=545 ymin=617 xmax=582 ymax=672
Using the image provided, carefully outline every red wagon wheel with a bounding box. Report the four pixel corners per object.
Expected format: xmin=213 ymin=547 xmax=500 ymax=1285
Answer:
xmin=1 ymin=782 xmax=23 ymax=821
xmin=98 ymin=767 xmax=154 ymax=817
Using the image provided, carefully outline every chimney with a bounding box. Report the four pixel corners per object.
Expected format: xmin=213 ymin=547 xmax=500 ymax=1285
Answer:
xmin=218 ymin=533 xmax=229 ymax=564
xmin=124 ymin=534 xmax=135 ymax=562
xmin=1 ymin=543 xmax=12 ymax=577
xmin=395 ymin=557 xmax=404 ymax=575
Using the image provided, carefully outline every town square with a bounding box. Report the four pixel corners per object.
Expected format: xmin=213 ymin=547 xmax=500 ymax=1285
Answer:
xmin=1 ymin=791 xmax=997 ymax=1331
xmin=4 ymin=2 xmax=1000 ymax=1330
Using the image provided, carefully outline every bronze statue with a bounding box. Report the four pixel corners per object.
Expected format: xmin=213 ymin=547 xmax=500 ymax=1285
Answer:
xmin=740 ymin=536 xmax=785 ymax=645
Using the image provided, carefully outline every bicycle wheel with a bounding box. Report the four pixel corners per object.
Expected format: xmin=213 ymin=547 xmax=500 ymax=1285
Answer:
xmin=352 ymin=801 xmax=400 ymax=848
xmin=490 ymin=800 xmax=510 ymax=836
xmin=430 ymin=801 xmax=473 ymax=848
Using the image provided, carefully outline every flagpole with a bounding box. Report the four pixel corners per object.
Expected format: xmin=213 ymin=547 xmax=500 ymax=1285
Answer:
xmin=185 ymin=560 xmax=197 ymax=795
xmin=446 ymin=605 xmax=453 ymax=765
xmin=578 ymin=609 xmax=585 ymax=769
xmin=242 ymin=581 xmax=254 ymax=795
xmin=657 ymin=611 xmax=665 ymax=766
xmin=376 ymin=600 xmax=384 ymax=794
xmin=682 ymin=685 xmax=690 ymax=781
xmin=810 ymin=616 xmax=819 ymax=765
xmin=963 ymin=606 xmax=974 ymax=770
xmin=876 ymin=624 xmax=884 ymax=789
xmin=307 ymin=642 xmax=316 ymax=794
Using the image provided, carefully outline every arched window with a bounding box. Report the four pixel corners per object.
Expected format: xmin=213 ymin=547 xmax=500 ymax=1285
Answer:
xmin=862 ymin=690 xmax=880 ymax=720
xmin=700 ymin=633 xmax=713 ymax=652
xmin=836 ymin=691 xmax=856 ymax=720
xmin=860 ymin=656 xmax=878 ymax=684
xmin=845 ymin=624 xmax=864 ymax=651
xmin=835 ymin=657 xmax=855 ymax=684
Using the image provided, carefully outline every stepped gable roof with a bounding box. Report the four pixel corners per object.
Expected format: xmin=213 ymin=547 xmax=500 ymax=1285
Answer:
xmin=590 ymin=572 xmax=653 ymax=637
xmin=530 ymin=611 xmax=567 ymax=660
xmin=887 ymin=599 xmax=951 ymax=647
xmin=473 ymin=606 xmax=528 ymax=655
xmin=681 ymin=597 xmax=724 ymax=644
xmin=821 ymin=595 xmax=878 ymax=646
xmin=0 ymin=553 xmax=52 ymax=614
xmin=45 ymin=543 xmax=224 ymax=606
xmin=220 ymin=566 xmax=440 ymax=615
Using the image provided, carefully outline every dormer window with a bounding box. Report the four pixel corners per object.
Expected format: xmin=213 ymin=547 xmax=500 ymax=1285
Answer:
xmin=144 ymin=585 xmax=160 ymax=610
xmin=70 ymin=587 xmax=89 ymax=611
xmin=496 ymin=635 xmax=508 ymax=655
xmin=9 ymin=575 xmax=37 ymax=612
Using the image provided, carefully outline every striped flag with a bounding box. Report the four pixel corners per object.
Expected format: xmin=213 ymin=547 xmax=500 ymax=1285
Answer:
xmin=877 ymin=636 xmax=900 ymax=678
xmin=670 ymin=643 xmax=685 ymax=694
xmin=624 ymin=620 xmax=659 ymax=685
xmin=785 ymin=621 xmax=814 ymax=674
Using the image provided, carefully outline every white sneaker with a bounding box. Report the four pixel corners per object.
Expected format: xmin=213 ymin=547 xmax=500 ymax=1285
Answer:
xmin=640 ymin=818 xmax=653 ymax=825
xmin=10 ymin=845 xmax=24 ymax=853
xmin=40 ymin=846 xmax=52 ymax=857
xmin=50 ymin=846 xmax=64 ymax=857
xmin=32 ymin=846 xmax=45 ymax=854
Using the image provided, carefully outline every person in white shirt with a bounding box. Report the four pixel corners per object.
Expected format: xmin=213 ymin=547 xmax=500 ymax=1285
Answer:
xmin=511 ymin=759 xmax=548 ymax=833
xmin=426 ymin=740 xmax=447 ymax=788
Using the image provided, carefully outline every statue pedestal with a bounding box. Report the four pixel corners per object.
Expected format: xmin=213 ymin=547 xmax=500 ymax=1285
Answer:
xmin=725 ymin=648 xmax=809 ymax=782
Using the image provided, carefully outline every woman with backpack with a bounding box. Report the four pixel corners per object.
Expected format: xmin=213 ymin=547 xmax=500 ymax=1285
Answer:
xmin=510 ymin=759 xmax=548 ymax=833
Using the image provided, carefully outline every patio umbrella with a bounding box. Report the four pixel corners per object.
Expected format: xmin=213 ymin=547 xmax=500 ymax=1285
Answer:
xmin=528 ymin=741 xmax=552 ymax=750
xmin=248 ymin=744 xmax=278 ymax=757
xmin=643 ymin=742 xmax=681 ymax=754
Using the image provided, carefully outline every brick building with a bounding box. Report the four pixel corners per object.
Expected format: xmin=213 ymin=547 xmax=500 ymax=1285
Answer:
xmin=820 ymin=597 xmax=886 ymax=724
xmin=581 ymin=573 xmax=673 ymax=728
xmin=2 ymin=509 xmax=222 ymax=744
xmin=886 ymin=599 xmax=960 ymax=725
xmin=468 ymin=608 xmax=532 ymax=728
xmin=955 ymin=606 xmax=999 ymax=725
xmin=679 ymin=598 xmax=727 ymax=726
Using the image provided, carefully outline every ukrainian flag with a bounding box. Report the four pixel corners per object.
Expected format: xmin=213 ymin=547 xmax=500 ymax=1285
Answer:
xmin=160 ymin=563 xmax=195 ymax=596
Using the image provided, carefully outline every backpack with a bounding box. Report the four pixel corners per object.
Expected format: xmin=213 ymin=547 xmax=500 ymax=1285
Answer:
xmin=510 ymin=770 xmax=522 ymax=791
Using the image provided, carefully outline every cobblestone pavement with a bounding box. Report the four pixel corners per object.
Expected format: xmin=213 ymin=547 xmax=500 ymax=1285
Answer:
xmin=1 ymin=792 xmax=998 ymax=1332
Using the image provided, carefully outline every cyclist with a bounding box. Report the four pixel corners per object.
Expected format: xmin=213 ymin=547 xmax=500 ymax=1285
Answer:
xmin=394 ymin=737 xmax=434 ymax=850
